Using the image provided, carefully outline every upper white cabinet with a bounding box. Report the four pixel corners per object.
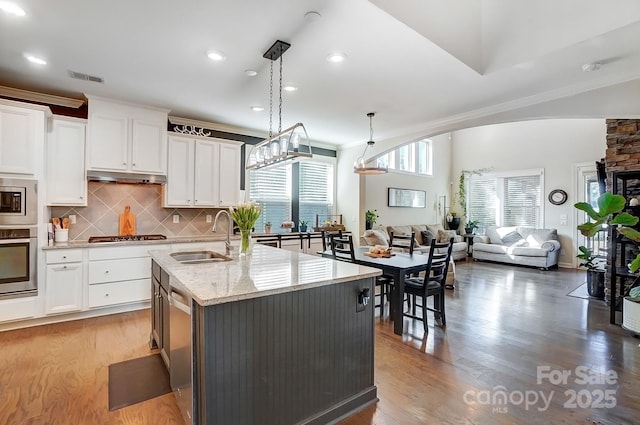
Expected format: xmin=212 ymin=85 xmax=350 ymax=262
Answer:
xmin=164 ymin=134 xmax=241 ymax=208
xmin=0 ymin=99 xmax=49 ymax=175
xmin=47 ymin=117 xmax=87 ymax=206
xmin=86 ymin=95 xmax=169 ymax=175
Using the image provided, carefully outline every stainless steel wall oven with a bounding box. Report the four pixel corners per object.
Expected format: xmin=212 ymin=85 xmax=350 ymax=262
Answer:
xmin=0 ymin=227 xmax=37 ymax=298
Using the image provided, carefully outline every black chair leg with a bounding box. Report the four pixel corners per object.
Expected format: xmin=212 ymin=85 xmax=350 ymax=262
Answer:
xmin=421 ymin=295 xmax=428 ymax=333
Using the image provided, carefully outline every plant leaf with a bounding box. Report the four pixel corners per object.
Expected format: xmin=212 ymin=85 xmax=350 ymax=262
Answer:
xmin=574 ymin=202 xmax=601 ymax=220
xmin=611 ymin=212 xmax=639 ymax=226
xmin=629 ymin=253 xmax=640 ymax=273
xmin=598 ymin=193 xmax=627 ymax=216
xmin=618 ymin=227 xmax=640 ymax=243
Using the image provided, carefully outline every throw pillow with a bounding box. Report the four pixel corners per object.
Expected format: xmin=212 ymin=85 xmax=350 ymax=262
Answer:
xmin=363 ymin=229 xmax=389 ymax=247
xmin=420 ymin=230 xmax=435 ymax=246
xmin=501 ymin=230 xmax=526 ymax=246
xmin=437 ymin=229 xmax=458 ymax=243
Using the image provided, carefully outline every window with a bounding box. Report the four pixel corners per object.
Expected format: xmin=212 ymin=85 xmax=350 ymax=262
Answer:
xmin=248 ymin=159 xmax=335 ymax=232
xmin=249 ymin=165 xmax=291 ymax=231
xmin=374 ymin=139 xmax=431 ymax=175
xmin=467 ymin=169 xmax=543 ymax=230
xmin=299 ymin=161 xmax=334 ymax=226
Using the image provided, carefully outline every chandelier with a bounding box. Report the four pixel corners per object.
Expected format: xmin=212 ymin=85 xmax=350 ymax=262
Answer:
xmin=246 ymin=40 xmax=312 ymax=170
xmin=354 ymin=112 xmax=387 ymax=175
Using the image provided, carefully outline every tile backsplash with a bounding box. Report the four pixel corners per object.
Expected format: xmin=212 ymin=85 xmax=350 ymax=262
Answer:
xmin=50 ymin=182 xmax=229 ymax=241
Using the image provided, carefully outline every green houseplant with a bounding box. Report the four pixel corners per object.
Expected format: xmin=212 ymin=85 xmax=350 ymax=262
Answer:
xmin=299 ymin=220 xmax=308 ymax=232
xmin=365 ymin=209 xmax=378 ymax=230
xmin=464 ymin=219 xmax=479 ymax=235
xmin=575 ymin=192 xmax=640 ymax=303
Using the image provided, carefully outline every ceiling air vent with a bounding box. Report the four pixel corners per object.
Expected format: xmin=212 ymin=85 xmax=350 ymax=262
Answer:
xmin=67 ymin=70 xmax=104 ymax=84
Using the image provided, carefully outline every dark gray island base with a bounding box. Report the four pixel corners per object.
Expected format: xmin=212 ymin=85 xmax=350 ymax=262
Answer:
xmin=150 ymin=244 xmax=380 ymax=425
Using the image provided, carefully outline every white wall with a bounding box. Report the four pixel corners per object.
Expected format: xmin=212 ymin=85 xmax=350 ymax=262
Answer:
xmin=363 ymin=133 xmax=452 ymax=230
xmin=451 ymin=118 xmax=606 ymax=267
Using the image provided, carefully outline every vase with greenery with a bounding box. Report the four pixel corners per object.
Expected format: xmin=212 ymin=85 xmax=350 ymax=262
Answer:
xmin=230 ymin=202 xmax=262 ymax=255
xmin=365 ymin=209 xmax=378 ymax=230
xmin=446 ymin=212 xmax=460 ymax=231
xmin=264 ymin=221 xmax=272 ymax=234
xmin=299 ymin=220 xmax=308 ymax=232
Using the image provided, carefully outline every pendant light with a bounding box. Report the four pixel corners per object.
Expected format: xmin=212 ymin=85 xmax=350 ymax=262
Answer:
xmin=354 ymin=112 xmax=388 ymax=175
xmin=246 ymin=40 xmax=312 ymax=170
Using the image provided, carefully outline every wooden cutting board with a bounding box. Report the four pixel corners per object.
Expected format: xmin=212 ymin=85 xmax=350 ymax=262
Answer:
xmin=364 ymin=251 xmax=395 ymax=258
xmin=119 ymin=205 xmax=136 ymax=236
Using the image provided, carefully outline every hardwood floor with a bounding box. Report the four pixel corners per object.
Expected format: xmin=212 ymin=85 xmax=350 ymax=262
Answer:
xmin=1 ymin=261 xmax=638 ymax=425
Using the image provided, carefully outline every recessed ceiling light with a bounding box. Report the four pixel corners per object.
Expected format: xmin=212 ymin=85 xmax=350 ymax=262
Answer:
xmin=245 ymin=69 xmax=258 ymax=77
xmin=24 ymin=54 xmax=46 ymax=65
xmin=326 ymin=53 xmax=346 ymax=63
xmin=207 ymin=50 xmax=226 ymax=61
xmin=304 ymin=11 xmax=321 ymax=23
xmin=250 ymin=106 xmax=264 ymax=112
xmin=283 ymin=85 xmax=297 ymax=92
xmin=582 ymin=62 xmax=601 ymax=72
xmin=0 ymin=1 xmax=26 ymax=16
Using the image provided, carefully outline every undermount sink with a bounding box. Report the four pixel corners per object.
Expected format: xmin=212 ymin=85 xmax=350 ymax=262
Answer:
xmin=170 ymin=250 xmax=233 ymax=264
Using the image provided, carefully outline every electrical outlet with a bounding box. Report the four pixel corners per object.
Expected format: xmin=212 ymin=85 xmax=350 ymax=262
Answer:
xmin=69 ymin=214 xmax=76 ymax=224
xmin=561 ymin=248 xmax=566 ymax=255
xmin=206 ymin=214 xmax=212 ymax=223
xmin=173 ymin=214 xmax=180 ymax=224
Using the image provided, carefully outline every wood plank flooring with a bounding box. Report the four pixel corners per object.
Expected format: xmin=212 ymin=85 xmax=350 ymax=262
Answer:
xmin=1 ymin=261 xmax=638 ymax=425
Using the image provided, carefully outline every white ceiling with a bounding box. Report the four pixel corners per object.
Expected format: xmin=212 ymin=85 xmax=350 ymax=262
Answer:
xmin=1 ymin=0 xmax=640 ymax=147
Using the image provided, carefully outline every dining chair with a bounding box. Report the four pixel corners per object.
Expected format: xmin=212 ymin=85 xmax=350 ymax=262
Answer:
xmin=321 ymin=230 xmax=343 ymax=252
xmin=389 ymin=231 xmax=415 ymax=255
xmin=329 ymin=234 xmax=355 ymax=262
xmin=402 ymin=237 xmax=454 ymax=333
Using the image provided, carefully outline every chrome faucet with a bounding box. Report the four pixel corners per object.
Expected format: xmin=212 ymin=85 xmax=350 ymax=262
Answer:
xmin=213 ymin=210 xmax=234 ymax=255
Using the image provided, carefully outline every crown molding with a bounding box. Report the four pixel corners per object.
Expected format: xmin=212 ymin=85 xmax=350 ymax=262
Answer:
xmin=169 ymin=116 xmax=266 ymax=138
xmin=0 ymin=86 xmax=85 ymax=108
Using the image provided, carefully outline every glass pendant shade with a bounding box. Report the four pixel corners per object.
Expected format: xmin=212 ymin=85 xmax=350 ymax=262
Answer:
xmin=354 ymin=112 xmax=387 ymax=175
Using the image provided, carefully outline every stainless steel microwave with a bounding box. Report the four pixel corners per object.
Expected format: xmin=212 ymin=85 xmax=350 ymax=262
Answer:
xmin=0 ymin=178 xmax=37 ymax=225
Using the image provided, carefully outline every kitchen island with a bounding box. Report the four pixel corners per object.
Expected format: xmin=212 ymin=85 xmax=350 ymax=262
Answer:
xmin=149 ymin=243 xmax=381 ymax=425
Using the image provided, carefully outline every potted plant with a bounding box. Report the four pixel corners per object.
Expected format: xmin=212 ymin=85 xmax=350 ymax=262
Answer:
xmin=575 ymin=192 xmax=640 ymax=322
xmin=264 ymin=222 xmax=272 ymax=234
xmin=299 ymin=220 xmax=308 ymax=232
xmin=365 ymin=209 xmax=378 ymax=230
xmin=464 ymin=219 xmax=479 ymax=235
xmin=576 ymin=246 xmax=605 ymax=299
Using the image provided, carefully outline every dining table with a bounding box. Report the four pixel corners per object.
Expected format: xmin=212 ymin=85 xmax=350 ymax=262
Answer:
xmin=321 ymin=247 xmax=429 ymax=335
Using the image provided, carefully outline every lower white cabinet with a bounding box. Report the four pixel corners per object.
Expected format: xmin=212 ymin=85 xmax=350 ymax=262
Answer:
xmin=45 ymin=249 xmax=84 ymax=315
xmin=86 ymin=244 xmax=167 ymax=308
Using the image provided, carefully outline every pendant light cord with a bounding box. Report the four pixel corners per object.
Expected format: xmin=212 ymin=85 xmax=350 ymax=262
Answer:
xmin=269 ymin=60 xmax=273 ymax=140
xmin=278 ymin=55 xmax=283 ymax=134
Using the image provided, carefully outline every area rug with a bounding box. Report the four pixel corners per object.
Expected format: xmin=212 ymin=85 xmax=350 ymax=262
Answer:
xmin=567 ymin=283 xmax=591 ymax=299
xmin=108 ymin=353 xmax=171 ymax=411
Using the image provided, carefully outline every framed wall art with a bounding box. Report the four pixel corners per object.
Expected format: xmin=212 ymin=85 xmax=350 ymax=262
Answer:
xmin=388 ymin=187 xmax=426 ymax=208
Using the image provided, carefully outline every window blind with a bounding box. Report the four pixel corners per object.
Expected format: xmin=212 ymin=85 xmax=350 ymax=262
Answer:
xmin=468 ymin=177 xmax=498 ymax=228
xmin=299 ymin=161 xmax=333 ymax=225
xmin=503 ymin=175 xmax=541 ymax=227
xmin=249 ymin=165 xmax=291 ymax=231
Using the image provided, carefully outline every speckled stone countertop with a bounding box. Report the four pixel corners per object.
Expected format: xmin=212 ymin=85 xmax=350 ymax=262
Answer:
xmin=42 ymin=235 xmax=233 ymax=250
xmin=149 ymin=244 xmax=381 ymax=307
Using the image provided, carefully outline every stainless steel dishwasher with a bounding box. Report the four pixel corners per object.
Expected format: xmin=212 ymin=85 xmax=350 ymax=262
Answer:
xmin=169 ymin=283 xmax=194 ymax=425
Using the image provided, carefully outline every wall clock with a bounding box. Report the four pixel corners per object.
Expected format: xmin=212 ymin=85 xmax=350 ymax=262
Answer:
xmin=548 ymin=189 xmax=568 ymax=205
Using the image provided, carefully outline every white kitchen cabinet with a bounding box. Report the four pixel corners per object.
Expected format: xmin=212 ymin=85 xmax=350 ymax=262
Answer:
xmin=86 ymin=95 xmax=168 ymax=174
xmin=86 ymin=244 xmax=170 ymax=309
xmin=47 ymin=117 xmax=87 ymax=205
xmin=164 ymin=134 xmax=241 ymax=208
xmin=218 ymin=142 xmax=241 ymax=206
xmin=0 ymin=99 xmax=48 ymax=175
xmin=45 ymin=249 xmax=84 ymax=315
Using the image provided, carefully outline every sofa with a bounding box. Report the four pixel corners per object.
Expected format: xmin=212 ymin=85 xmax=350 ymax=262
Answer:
xmin=472 ymin=226 xmax=561 ymax=270
xmin=360 ymin=223 xmax=468 ymax=261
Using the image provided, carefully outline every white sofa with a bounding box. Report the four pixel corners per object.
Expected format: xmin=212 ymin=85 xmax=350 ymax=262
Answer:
xmin=472 ymin=226 xmax=561 ymax=270
xmin=360 ymin=223 xmax=468 ymax=261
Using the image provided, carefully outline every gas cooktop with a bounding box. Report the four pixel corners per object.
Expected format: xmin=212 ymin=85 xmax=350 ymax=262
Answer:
xmin=88 ymin=234 xmax=167 ymax=243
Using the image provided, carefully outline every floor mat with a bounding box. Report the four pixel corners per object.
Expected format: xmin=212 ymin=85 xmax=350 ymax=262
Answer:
xmin=108 ymin=353 xmax=171 ymax=411
xmin=567 ymin=283 xmax=592 ymax=299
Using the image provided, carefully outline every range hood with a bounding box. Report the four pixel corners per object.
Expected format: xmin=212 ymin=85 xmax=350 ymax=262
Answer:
xmin=87 ymin=170 xmax=166 ymax=184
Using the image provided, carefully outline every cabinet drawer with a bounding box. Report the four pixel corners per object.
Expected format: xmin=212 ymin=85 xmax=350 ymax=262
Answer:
xmin=88 ymin=257 xmax=150 ymax=284
xmin=46 ymin=249 xmax=83 ymax=264
xmin=88 ymin=244 xmax=159 ymax=260
xmin=88 ymin=279 xmax=150 ymax=308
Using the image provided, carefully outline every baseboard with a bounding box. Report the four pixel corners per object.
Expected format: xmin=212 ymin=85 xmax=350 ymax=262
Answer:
xmin=0 ymin=302 xmax=150 ymax=332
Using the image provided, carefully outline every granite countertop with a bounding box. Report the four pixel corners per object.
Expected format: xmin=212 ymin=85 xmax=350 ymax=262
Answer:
xmin=149 ymin=244 xmax=381 ymax=307
xmin=42 ymin=234 xmax=234 ymax=250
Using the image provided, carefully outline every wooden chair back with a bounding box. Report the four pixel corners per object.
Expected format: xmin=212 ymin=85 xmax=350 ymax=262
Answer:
xmin=389 ymin=231 xmax=416 ymax=255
